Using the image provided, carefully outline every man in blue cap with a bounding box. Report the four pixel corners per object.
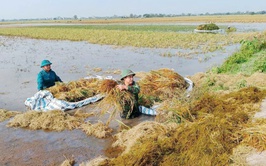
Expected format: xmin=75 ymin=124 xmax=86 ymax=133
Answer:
xmin=37 ymin=60 xmax=62 ymax=90
xmin=117 ymin=69 xmax=141 ymax=119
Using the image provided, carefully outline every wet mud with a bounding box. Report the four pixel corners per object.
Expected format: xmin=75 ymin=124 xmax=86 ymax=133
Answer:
xmin=0 ymin=35 xmax=239 ymax=165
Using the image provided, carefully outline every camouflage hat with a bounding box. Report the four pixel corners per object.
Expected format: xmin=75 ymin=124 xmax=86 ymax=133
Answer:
xmin=120 ymin=69 xmax=135 ymax=80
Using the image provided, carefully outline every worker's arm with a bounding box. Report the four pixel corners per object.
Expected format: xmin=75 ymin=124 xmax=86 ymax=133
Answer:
xmin=37 ymin=72 xmax=44 ymax=90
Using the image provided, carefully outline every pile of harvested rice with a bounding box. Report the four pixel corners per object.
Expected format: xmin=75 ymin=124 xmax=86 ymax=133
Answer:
xmin=47 ymin=78 xmax=101 ymax=102
xmin=0 ymin=109 xmax=21 ymax=122
xmin=138 ymin=68 xmax=188 ymax=107
xmin=96 ymin=88 xmax=135 ymax=124
xmin=98 ymin=79 xmax=118 ymax=93
xmin=103 ymin=87 xmax=266 ymax=166
xmin=112 ymin=121 xmax=173 ymax=154
xmin=80 ymin=121 xmax=113 ymax=138
xmin=7 ymin=110 xmax=91 ymax=131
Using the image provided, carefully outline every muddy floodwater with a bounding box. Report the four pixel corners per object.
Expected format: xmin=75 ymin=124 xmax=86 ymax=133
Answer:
xmin=0 ymin=35 xmax=239 ymax=165
xmin=0 ymin=36 xmax=240 ymax=111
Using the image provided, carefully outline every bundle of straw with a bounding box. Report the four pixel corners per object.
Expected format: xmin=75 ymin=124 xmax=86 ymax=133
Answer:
xmin=47 ymin=78 xmax=101 ymax=102
xmin=98 ymin=79 xmax=118 ymax=93
xmin=138 ymin=68 xmax=188 ymax=107
xmin=96 ymin=88 xmax=135 ymax=125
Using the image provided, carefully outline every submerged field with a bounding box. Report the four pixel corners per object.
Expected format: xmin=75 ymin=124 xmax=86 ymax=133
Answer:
xmin=0 ymin=24 xmax=259 ymax=54
xmin=0 ymin=16 xmax=266 ymax=165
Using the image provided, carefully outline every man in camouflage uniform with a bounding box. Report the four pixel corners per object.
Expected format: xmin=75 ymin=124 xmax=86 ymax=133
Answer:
xmin=117 ymin=69 xmax=141 ymax=119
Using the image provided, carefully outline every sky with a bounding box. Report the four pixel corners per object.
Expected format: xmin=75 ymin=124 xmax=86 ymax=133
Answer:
xmin=1 ymin=0 xmax=265 ymax=20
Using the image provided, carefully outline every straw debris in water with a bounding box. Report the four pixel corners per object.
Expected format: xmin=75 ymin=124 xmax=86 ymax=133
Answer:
xmin=0 ymin=109 xmax=21 ymax=122
xmin=81 ymin=121 xmax=113 ymax=138
xmin=7 ymin=110 xmax=89 ymax=131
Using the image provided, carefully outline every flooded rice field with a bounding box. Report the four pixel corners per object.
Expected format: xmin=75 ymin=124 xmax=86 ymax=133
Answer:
xmin=0 ymin=35 xmax=240 ymax=165
xmin=0 ymin=36 xmax=240 ymax=111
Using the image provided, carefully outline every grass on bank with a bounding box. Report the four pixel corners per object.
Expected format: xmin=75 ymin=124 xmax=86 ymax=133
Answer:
xmin=216 ymin=33 xmax=266 ymax=74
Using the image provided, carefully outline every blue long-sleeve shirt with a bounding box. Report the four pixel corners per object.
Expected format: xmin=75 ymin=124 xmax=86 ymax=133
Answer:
xmin=37 ymin=69 xmax=62 ymax=90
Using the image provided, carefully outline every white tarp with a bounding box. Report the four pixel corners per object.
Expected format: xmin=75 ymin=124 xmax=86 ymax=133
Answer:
xmin=25 ymin=90 xmax=103 ymax=111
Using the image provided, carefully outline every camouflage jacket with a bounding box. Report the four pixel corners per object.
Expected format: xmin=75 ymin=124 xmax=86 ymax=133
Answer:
xmin=121 ymin=81 xmax=141 ymax=119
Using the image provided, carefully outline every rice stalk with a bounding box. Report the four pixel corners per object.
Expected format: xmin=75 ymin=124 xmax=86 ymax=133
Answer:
xmin=96 ymin=88 xmax=135 ymax=125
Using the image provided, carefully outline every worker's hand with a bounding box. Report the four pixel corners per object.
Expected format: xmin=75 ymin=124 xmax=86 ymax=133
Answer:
xmin=116 ymin=84 xmax=128 ymax=91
